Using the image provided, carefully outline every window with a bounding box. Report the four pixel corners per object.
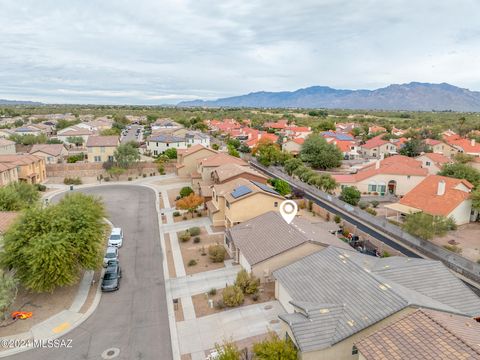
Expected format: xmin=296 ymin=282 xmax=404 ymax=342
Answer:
xmin=368 ymin=184 xmax=377 ymax=192
xmin=154 ymin=150 xmax=158 ymax=156
xmin=274 ymin=202 xmax=278 ymax=207
xmin=352 ymin=346 xmax=358 ymax=355
xmin=426 ymin=161 xmax=431 ymax=166
xmin=226 ymin=201 xmax=230 ymax=209
xmin=166 ymin=143 xmax=170 ymax=147
xmin=407 ymin=175 xmax=411 ymax=179
xmin=108 ymin=156 xmax=114 ymax=162
xmin=94 ymin=156 xmax=101 ymax=162
xmin=378 ymin=185 xmax=386 ymax=194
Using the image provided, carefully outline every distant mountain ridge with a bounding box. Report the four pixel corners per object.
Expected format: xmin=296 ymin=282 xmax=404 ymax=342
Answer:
xmin=0 ymin=99 xmax=43 ymax=105
xmin=178 ymin=82 xmax=480 ymax=111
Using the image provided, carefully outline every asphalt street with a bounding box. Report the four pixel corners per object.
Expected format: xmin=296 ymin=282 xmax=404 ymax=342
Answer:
xmin=11 ymin=185 xmax=172 ymax=360
xmin=121 ymin=125 xmax=142 ymax=144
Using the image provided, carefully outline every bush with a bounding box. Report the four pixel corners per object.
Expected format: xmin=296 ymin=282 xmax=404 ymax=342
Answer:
xmin=128 ymin=177 xmax=132 ymax=181
xmin=222 ymin=285 xmax=244 ymax=307
xmin=208 ymin=288 xmax=217 ymax=296
xmin=180 ymin=186 xmax=194 ymax=198
xmin=209 ymin=245 xmax=226 ymax=263
xmin=189 ymin=227 xmax=201 ymax=236
xmin=215 ymin=299 xmax=225 ymax=309
xmin=35 ymin=184 xmax=47 ymax=192
xmin=173 ymin=211 xmax=180 ymax=217
xmin=104 ymin=177 xmax=110 ymax=182
xmin=193 ymin=237 xmax=201 ymax=243
xmin=142 ymin=173 xmax=147 ymax=178
xmin=443 ymin=244 xmax=462 ymax=254
xmin=197 ymin=212 xmax=202 ymax=217
xmin=339 ymin=186 xmax=361 ymax=206
xmin=63 ymin=177 xmax=82 ymax=185
xmin=179 ymin=231 xmax=191 ymax=242
xmin=246 ymin=276 xmax=260 ymax=295
xmin=334 ymin=215 xmax=341 ymax=224
xmin=365 ymin=208 xmax=377 ymax=216
xmin=182 ymin=216 xmax=187 ymax=220
xmin=381 ymin=251 xmax=391 ymax=258
xmin=370 ymin=200 xmax=380 ymax=208
xmin=253 ymin=332 xmax=298 ymax=359
xmin=188 ymin=259 xmax=197 ymax=266
xmin=358 ymin=201 xmax=369 ymax=210
xmin=252 ymin=293 xmax=259 ymax=301
xmin=235 ymin=269 xmax=260 ymax=295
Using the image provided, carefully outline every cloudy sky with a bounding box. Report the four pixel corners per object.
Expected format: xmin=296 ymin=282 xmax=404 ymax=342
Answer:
xmin=1 ymin=0 xmax=480 ymax=104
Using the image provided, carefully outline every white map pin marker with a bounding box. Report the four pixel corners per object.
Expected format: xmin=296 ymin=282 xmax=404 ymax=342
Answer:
xmin=279 ymin=200 xmax=298 ymax=224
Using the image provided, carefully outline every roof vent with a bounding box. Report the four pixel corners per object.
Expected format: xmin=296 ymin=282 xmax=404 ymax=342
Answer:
xmin=319 ymin=309 xmax=330 ymax=314
xmin=437 ymin=180 xmax=446 ymax=196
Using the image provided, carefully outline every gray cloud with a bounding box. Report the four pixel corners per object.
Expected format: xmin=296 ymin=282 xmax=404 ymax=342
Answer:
xmin=1 ymin=0 xmax=479 ymax=104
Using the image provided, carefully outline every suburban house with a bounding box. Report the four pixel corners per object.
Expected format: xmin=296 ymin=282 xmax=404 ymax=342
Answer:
xmin=446 ymin=137 xmax=480 ymax=157
xmin=185 ymin=131 xmax=210 ymax=147
xmin=425 ymin=138 xmax=458 ymax=158
xmin=151 ymin=118 xmax=182 ymax=131
xmin=196 ymin=153 xmax=247 ymax=182
xmin=0 ymin=129 xmax=13 ymax=138
xmin=29 ymin=144 xmax=68 ymax=164
xmin=416 ymin=152 xmax=452 ymax=174
xmin=175 ymin=144 xmax=217 ymax=177
xmin=211 ymin=163 xmax=268 ymax=185
xmin=282 ymin=138 xmax=304 ymax=155
xmin=13 ymin=126 xmax=43 ymax=136
xmin=273 ymin=246 xmax=480 ymax=360
xmin=207 ymin=178 xmax=284 ymax=228
xmin=147 ymin=134 xmax=186 ymax=156
xmin=385 ymin=175 xmax=475 ymax=225
xmin=0 ymin=138 xmax=16 ymax=154
xmin=225 ymin=211 xmax=351 ymax=282
xmin=355 ymin=309 xmax=480 ymax=360
xmin=368 ymin=125 xmax=387 ymax=134
xmin=359 ymin=136 xmax=397 ymax=158
xmin=333 ymin=155 xmax=428 ymax=196
xmin=0 ymin=154 xmax=46 ymax=184
xmin=56 ymin=125 xmax=93 ymax=145
xmin=0 ymin=162 xmax=19 ymax=186
xmin=86 ymin=136 xmax=119 ymax=163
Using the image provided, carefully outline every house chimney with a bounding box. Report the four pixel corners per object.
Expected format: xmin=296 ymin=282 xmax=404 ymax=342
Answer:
xmin=437 ymin=180 xmax=446 ymax=196
xmin=375 ymin=160 xmax=381 ymax=170
xmin=471 ymin=138 xmax=476 ymax=147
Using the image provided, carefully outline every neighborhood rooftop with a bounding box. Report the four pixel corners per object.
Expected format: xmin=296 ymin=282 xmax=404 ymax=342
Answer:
xmin=274 ymin=246 xmax=480 ymax=352
xmin=86 ymin=135 xmax=119 ymax=147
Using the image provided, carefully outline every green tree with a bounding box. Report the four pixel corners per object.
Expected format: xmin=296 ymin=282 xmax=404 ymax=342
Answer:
xmin=46 ymin=138 xmax=64 ymax=144
xmin=0 ymin=193 xmax=107 ymax=292
xmin=55 ymin=119 xmax=80 ymax=131
xmin=66 ymin=136 xmax=84 ymax=146
xmin=227 ymin=138 xmax=241 ymax=149
xmin=339 ymin=186 xmax=361 ymax=206
xmin=179 ymin=186 xmax=194 ymax=198
xmin=164 ymin=148 xmax=177 ymax=159
xmin=254 ymin=139 xmax=290 ymax=166
xmin=107 ymin=166 xmax=125 ymax=180
xmin=471 ymin=189 xmax=480 ymax=211
xmin=439 ymin=163 xmax=480 ymax=188
xmin=284 ymin=158 xmax=303 ymax=175
xmin=253 ymin=332 xmax=298 ymax=360
xmin=214 ymin=341 xmax=241 ymax=360
xmin=114 ymin=142 xmax=140 ymax=169
xmin=9 ymin=133 xmax=48 ymax=145
xmin=0 ymin=183 xmax=40 ymax=211
xmin=227 ymin=144 xmax=240 ymax=158
xmin=238 ymin=144 xmax=251 ymax=153
xmin=268 ymin=178 xmax=291 ymax=196
xmin=212 ymin=143 xmax=220 ymax=150
xmin=399 ymin=138 xmax=428 ymax=157
xmin=454 ymin=153 xmax=475 ymax=164
xmin=351 ymin=127 xmax=361 ymax=137
xmin=300 ymin=134 xmax=343 ymax=170
xmin=403 ymin=212 xmax=456 ymax=240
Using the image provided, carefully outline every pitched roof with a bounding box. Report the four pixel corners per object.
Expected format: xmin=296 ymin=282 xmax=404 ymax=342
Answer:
xmin=425 ymin=138 xmax=442 ymax=146
xmin=198 ymin=153 xmax=246 ymax=167
xmin=180 ymin=144 xmax=216 ymax=157
xmin=58 ymin=126 xmax=93 ymax=136
xmin=447 ymin=137 xmax=480 ymax=154
xmin=398 ymin=175 xmax=473 ymax=216
xmin=227 ymin=212 xmax=351 ymax=265
xmin=86 ymin=136 xmax=119 ymax=147
xmin=292 ymin=138 xmax=305 ymax=145
xmin=420 ymin=152 xmax=452 ymax=165
xmin=0 ymin=154 xmax=42 ymax=165
xmin=0 ymin=138 xmax=15 ymax=146
xmin=274 ymin=247 xmax=480 ymax=352
xmin=214 ymin=178 xmax=283 ymax=203
xmin=0 ymin=211 xmax=20 ymax=234
xmin=212 ymin=163 xmax=267 ymax=183
xmin=356 ymin=309 xmax=480 ymax=360
xmin=29 ymin=144 xmax=66 ymax=156
xmin=148 ymin=134 xmax=184 ymax=143
xmin=361 ymin=135 xmax=389 ymax=149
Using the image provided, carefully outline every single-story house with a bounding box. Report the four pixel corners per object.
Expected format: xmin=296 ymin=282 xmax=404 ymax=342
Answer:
xmin=359 ymin=135 xmax=397 ymax=158
xmin=385 ymin=175 xmax=475 ymax=225
xmin=425 ymin=138 xmax=458 ymax=158
xmin=29 ymin=144 xmax=68 ymax=164
xmin=274 ymin=246 xmax=480 ymax=360
xmin=225 ymin=211 xmax=351 ymax=282
xmin=282 ymin=138 xmax=304 ymax=155
xmin=416 ymin=152 xmax=452 ymax=174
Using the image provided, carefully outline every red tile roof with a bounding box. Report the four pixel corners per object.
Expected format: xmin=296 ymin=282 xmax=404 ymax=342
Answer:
xmin=362 ymin=135 xmax=388 ymax=149
xmin=448 ymin=138 xmax=480 ymax=154
xmin=293 ymin=138 xmax=305 ymax=145
xmin=421 ymin=152 xmax=451 ymax=165
xmin=399 ymin=175 xmax=473 ymax=216
xmin=425 ymin=138 xmax=442 ymax=146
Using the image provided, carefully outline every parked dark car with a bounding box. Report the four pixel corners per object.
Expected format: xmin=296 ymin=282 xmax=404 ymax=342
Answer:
xmin=101 ymin=260 xmax=122 ymax=292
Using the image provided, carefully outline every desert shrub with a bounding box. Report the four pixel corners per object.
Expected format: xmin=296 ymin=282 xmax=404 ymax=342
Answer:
xmin=35 ymin=184 xmax=47 ymax=192
xmin=193 ymin=237 xmax=201 ymax=243
xmin=443 ymin=244 xmax=462 ymax=254
xmin=179 ymin=186 xmax=194 ymax=198
xmin=215 ymin=299 xmax=225 ymax=309
xmin=370 ymin=200 xmax=380 ymax=208
xmin=179 ymin=231 xmax=191 ymax=242
xmin=104 ymin=177 xmax=111 ymax=182
xmin=252 ymin=293 xmax=259 ymax=301
xmin=197 ymin=212 xmax=202 ymax=217
xmin=365 ymin=208 xmax=377 ymax=216
xmin=189 ymin=227 xmax=201 ymax=236
xmin=334 ymin=215 xmax=341 ymax=224
xmin=173 ymin=211 xmax=180 ymax=217
xmin=209 ymin=245 xmax=226 ymax=263
xmin=235 ymin=269 xmax=260 ymax=295
xmin=188 ymin=259 xmax=197 ymax=266
xmin=128 ymin=177 xmax=132 ymax=181
xmin=142 ymin=173 xmax=147 ymax=178
xmin=381 ymin=251 xmax=391 ymax=258
xmin=358 ymin=201 xmax=369 ymax=209
xmin=222 ymin=285 xmax=244 ymax=307
xmin=208 ymin=288 xmax=217 ymax=296
xmin=182 ymin=216 xmax=187 ymax=220
xmin=246 ymin=276 xmax=260 ymax=295
xmin=63 ymin=177 xmax=82 ymax=185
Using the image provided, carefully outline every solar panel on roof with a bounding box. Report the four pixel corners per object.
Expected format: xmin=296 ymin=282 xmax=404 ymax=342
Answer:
xmin=336 ymin=134 xmax=353 ymax=141
xmin=251 ymin=181 xmax=279 ymax=195
xmin=231 ymin=185 xmax=252 ymax=198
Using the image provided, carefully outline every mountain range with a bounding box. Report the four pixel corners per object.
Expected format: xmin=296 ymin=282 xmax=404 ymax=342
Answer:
xmin=178 ymin=82 xmax=480 ymax=111
xmin=0 ymin=99 xmax=43 ymax=105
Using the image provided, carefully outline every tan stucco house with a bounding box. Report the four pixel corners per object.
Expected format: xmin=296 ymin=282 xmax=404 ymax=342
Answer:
xmin=207 ymin=178 xmax=284 ymax=228
xmin=425 ymin=138 xmax=458 ymax=158
xmin=175 ymin=144 xmax=217 ymax=177
xmin=225 ymin=211 xmax=351 ymax=282
xmin=86 ymin=136 xmax=119 ymax=163
xmin=360 ymin=136 xmax=397 ymax=158
xmin=29 ymin=144 xmax=68 ymax=164
xmin=274 ymin=247 xmax=480 ymax=360
xmin=0 ymin=138 xmax=16 ymax=155
xmin=0 ymin=154 xmax=46 ymax=184
xmin=0 ymin=162 xmax=18 ymax=186
xmin=415 ymin=152 xmax=452 ymax=174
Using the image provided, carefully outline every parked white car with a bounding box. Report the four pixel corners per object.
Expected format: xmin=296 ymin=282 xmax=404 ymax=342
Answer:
xmin=108 ymin=227 xmax=123 ymax=247
xmin=103 ymin=246 xmax=119 ymax=267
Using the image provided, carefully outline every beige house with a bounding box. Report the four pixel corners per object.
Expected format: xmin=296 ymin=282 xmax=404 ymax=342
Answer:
xmin=176 ymin=144 xmax=217 ymax=177
xmin=196 ymin=153 xmax=247 ymax=182
xmin=282 ymin=138 xmax=304 ymax=155
xmin=0 ymin=154 xmax=46 ymax=184
xmin=29 ymin=144 xmax=68 ymax=164
xmin=86 ymin=136 xmax=119 ymax=163
xmin=425 ymin=138 xmax=458 ymax=158
xmin=57 ymin=126 xmax=93 ymax=145
xmin=416 ymin=152 xmax=452 ymax=174
xmin=333 ymin=155 xmax=428 ymax=196
xmin=225 ymin=211 xmax=351 ymax=282
xmin=207 ymin=178 xmax=284 ymax=228
xmin=0 ymin=138 xmax=16 ymax=155
xmin=360 ymin=136 xmax=397 ymax=158
xmin=385 ymin=175 xmax=475 ymax=225
xmin=274 ymin=247 xmax=480 ymax=360
xmin=0 ymin=163 xmax=18 ymax=186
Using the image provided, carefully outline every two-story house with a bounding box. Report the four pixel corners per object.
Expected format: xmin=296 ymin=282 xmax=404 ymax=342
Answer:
xmin=86 ymin=136 xmax=119 ymax=163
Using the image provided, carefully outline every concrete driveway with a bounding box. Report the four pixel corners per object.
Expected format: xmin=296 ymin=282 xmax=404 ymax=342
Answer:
xmin=10 ymin=185 xmax=172 ymax=360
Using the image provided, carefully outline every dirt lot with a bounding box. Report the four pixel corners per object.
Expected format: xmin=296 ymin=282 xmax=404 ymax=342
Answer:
xmin=431 ymin=223 xmax=480 ymax=262
xmin=192 ymin=282 xmax=275 ymax=318
xmin=178 ymin=227 xmax=226 ymax=275
xmin=167 ymin=188 xmax=182 ymax=206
